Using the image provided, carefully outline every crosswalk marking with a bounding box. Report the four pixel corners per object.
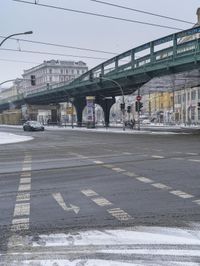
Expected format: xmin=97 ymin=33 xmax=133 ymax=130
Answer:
xmin=20 ymin=178 xmax=31 ymax=184
xmin=14 ymin=203 xmax=30 ymax=217
xmin=107 ymin=208 xmax=132 ymax=221
xmin=16 ymin=192 xmax=30 ymax=202
xmin=18 ymin=184 xmax=31 ymax=192
xmin=92 ymin=197 xmax=112 ymax=206
xmin=81 ymin=189 xmax=98 ymax=197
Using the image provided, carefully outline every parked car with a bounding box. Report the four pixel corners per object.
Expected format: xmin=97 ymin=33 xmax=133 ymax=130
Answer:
xmin=23 ymin=121 xmax=44 ymax=131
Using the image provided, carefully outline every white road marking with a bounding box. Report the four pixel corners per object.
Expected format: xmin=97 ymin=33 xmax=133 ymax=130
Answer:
xmin=193 ymin=199 xmax=200 ymax=205
xmin=22 ymin=166 xmax=31 ymax=171
xmin=92 ymin=197 xmax=112 ymax=206
xmin=107 ymin=208 xmax=132 ymax=221
xmin=151 ymin=183 xmax=171 ymax=190
xmin=186 ymin=153 xmax=198 ymax=155
xmin=151 ymin=155 xmax=165 ymax=159
xmin=18 ymin=184 xmax=31 ymax=192
xmin=52 ymin=193 xmax=80 ymax=214
xmin=20 ymin=178 xmax=31 ymax=184
xmin=123 ymin=172 xmax=137 ymax=177
xmin=81 ymin=189 xmax=99 ymax=197
xmin=188 ymin=159 xmax=200 ymax=162
xmin=170 ymin=190 xmax=194 ymax=199
xmin=93 ymin=160 xmax=103 ymax=164
xmin=16 ymin=193 xmax=30 ymax=202
xmin=112 ymin=167 xmax=126 ymax=172
xmin=20 ymin=172 xmax=31 ymax=177
xmin=123 ymin=152 xmax=132 ymax=155
xmin=136 ymin=176 xmax=153 ymax=183
xmin=14 ymin=203 xmax=30 ymax=217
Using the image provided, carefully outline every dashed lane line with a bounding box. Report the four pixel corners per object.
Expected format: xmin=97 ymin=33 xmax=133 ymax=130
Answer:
xmin=81 ymin=189 xmax=99 ymax=197
xmin=170 ymin=190 xmax=194 ymax=199
xmin=93 ymin=158 xmax=198 ymax=205
xmin=193 ymin=199 xmax=200 ymax=205
xmin=81 ymin=189 xmax=133 ymax=222
xmin=136 ymin=177 xmax=153 ymax=184
xmin=91 ymin=197 xmax=113 ymax=207
xmin=151 ymin=155 xmax=165 ymax=159
xmin=151 ymin=183 xmax=171 ymax=190
xmin=188 ymin=159 xmax=200 ymax=163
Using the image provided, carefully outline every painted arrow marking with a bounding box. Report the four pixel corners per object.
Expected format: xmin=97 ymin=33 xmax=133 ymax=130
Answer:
xmin=52 ymin=193 xmax=80 ymax=214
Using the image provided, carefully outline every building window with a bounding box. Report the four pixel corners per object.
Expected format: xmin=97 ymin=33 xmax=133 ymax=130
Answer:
xmin=60 ymin=69 xmax=63 ymax=74
xmin=66 ymin=69 xmax=68 ymax=74
xmin=198 ymin=109 xmax=200 ymax=120
xmin=187 ymin=92 xmax=190 ymax=101
xmin=191 ymin=90 xmax=196 ymax=100
xmin=71 ymin=69 xmax=74 ymax=74
xmin=191 ymin=107 xmax=195 ymax=120
xmin=82 ymin=70 xmax=85 ymax=74
xmin=49 ymin=69 xmax=52 ymax=74
xmin=77 ymin=69 xmax=80 ymax=75
xmin=178 ymin=95 xmax=181 ymax=104
xmin=183 ymin=93 xmax=186 ymax=103
xmin=198 ymin=88 xmax=200 ymax=99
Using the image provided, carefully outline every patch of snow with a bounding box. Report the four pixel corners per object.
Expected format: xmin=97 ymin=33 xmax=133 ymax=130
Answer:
xmin=0 ymin=132 xmax=33 ymax=144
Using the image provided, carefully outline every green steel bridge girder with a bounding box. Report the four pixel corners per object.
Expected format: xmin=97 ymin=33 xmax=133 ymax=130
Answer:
xmin=1 ymin=26 xmax=200 ymax=110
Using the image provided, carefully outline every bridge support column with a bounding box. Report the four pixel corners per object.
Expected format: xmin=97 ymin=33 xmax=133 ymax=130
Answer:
xmin=96 ymin=97 xmax=116 ymax=127
xmin=73 ymin=97 xmax=86 ymax=127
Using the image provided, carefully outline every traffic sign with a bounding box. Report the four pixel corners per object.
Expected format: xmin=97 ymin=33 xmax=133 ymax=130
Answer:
xmin=136 ymin=95 xmax=142 ymax=101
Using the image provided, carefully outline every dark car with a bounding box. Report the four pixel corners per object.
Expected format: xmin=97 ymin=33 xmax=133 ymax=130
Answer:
xmin=23 ymin=121 xmax=44 ymax=131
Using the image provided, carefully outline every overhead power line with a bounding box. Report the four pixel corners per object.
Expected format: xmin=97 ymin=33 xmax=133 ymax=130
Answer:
xmin=0 ymin=48 xmax=109 ymax=60
xmin=0 ymin=58 xmax=40 ymax=64
xmin=0 ymin=35 xmax=117 ymax=56
xmin=13 ymin=0 xmax=183 ymax=31
xmin=91 ymin=0 xmax=194 ymax=25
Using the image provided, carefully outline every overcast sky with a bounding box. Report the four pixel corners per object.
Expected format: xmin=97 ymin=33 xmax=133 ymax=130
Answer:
xmin=0 ymin=0 xmax=200 ymax=86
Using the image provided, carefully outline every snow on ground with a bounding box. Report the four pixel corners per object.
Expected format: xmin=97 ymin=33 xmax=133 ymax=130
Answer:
xmin=0 ymin=132 xmax=33 ymax=144
xmin=6 ymin=226 xmax=200 ymax=266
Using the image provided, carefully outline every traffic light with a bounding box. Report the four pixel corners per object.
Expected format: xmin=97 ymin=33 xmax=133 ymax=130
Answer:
xmin=31 ymin=75 xmax=36 ymax=86
xmin=127 ymin=106 xmax=131 ymax=113
xmin=120 ymin=103 xmax=125 ymax=111
xmin=135 ymin=101 xmax=143 ymax=112
xmin=198 ymin=102 xmax=200 ymax=110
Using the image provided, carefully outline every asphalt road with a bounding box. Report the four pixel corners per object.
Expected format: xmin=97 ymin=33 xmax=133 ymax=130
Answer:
xmin=0 ymin=126 xmax=200 ymax=264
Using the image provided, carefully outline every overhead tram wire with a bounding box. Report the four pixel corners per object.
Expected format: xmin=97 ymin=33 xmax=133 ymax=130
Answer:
xmin=0 ymin=36 xmax=117 ymax=56
xmin=90 ymin=0 xmax=194 ymax=25
xmin=0 ymin=48 xmax=109 ymax=61
xmin=13 ymin=0 xmax=183 ymax=31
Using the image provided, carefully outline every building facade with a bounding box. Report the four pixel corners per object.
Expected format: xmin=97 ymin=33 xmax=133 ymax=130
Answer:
xmin=22 ymin=59 xmax=88 ymax=94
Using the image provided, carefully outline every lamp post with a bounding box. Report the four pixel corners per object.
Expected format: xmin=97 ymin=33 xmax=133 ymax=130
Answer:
xmin=99 ymin=75 xmax=125 ymax=131
xmin=0 ymin=31 xmax=33 ymax=47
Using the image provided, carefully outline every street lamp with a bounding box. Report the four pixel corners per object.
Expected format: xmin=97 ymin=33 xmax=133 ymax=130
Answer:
xmin=0 ymin=31 xmax=33 ymax=47
xmin=99 ymin=75 xmax=125 ymax=131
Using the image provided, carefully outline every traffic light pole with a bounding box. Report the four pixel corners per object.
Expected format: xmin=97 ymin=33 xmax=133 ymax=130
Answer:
xmin=137 ymin=89 xmax=141 ymax=131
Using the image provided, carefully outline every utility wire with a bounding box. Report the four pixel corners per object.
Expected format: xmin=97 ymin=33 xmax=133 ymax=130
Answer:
xmin=13 ymin=0 xmax=183 ymax=31
xmin=91 ymin=0 xmax=194 ymax=25
xmin=0 ymin=35 xmax=117 ymax=55
xmin=0 ymin=48 xmax=109 ymax=60
xmin=0 ymin=58 xmax=40 ymax=64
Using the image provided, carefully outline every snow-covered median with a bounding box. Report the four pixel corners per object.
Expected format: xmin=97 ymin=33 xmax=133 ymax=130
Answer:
xmin=0 ymin=132 xmax=33 ymax=144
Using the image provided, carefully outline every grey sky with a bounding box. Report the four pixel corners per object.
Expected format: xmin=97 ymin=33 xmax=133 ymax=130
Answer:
xmin=0 ymin=0 xmax=199 ymax=85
